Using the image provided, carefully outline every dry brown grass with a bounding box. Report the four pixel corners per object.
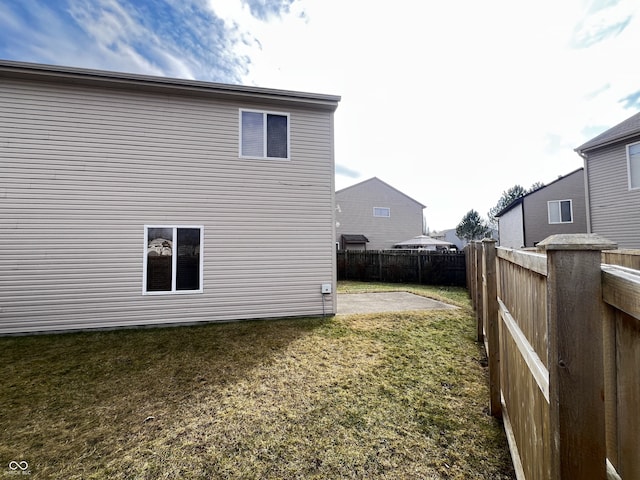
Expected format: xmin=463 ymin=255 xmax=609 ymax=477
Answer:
xmin=0 ymin=282 xmax=514 ymax=479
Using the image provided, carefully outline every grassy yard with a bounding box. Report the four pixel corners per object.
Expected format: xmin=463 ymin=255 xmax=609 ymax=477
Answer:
xmin=0 ymin=282 xmax=514 ymax=479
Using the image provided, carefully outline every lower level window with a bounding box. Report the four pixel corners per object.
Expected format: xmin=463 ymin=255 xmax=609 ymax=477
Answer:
xmin=548 ymin=200 xmax=573 ymax=224
xmin=144 ymin=226 xmax=203 ymax=294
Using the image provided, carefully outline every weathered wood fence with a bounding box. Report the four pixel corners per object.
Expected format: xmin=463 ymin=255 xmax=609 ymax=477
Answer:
xmin=337 ymin=250 xmax=466 ymax=286
xmin=465 ymin=234 xmax=640 ymax=480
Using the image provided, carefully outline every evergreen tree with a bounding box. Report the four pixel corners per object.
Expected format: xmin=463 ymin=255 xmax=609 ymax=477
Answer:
xmin=487 ymin=185 xmax=527 ymax=227
xmin=456 ymin=209 xmax=490 ymax=242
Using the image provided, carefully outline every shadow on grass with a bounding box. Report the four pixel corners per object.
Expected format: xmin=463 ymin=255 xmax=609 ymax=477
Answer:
xmin=0 ymin=317 xmax=326 ymax=478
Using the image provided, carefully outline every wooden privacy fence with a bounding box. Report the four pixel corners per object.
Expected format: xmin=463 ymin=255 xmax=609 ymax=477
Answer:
xmin=466 ymin=234 xmax=640 ymax=480
xmin=337 ymin=250 xmax=466 ymax=286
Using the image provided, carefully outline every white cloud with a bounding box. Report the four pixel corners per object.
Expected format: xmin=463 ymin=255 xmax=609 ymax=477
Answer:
xmin=3 ymin=0 xmax=639 ymax=230
xmin=239 ymin=0 xmax=640 ymax=230
xmin=66 ymin=0 xmax=197 ymax=77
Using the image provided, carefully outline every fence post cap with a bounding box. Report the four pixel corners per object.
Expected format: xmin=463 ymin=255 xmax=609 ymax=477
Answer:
xmin=481 ymin=238 xmax=497 ymax=244
xmin=537 ymin=233 xmax=617 ymax=251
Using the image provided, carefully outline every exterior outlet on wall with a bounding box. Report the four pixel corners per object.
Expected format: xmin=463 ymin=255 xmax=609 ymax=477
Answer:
xmin=321 ymin=284 xmax=332 ymax=294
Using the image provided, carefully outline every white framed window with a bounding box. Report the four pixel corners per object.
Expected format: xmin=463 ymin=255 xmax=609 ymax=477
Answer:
xmin=548 ymin=200 xmax=573 ymax=224
xmin=143 ymin=226 xmax=203 ymax=294
xmin=626 ymin=141 xmax=640 ymax=190
xmin=240 ymin=109 xmax=289 ymax=159
xmin=373 ymin=207 xmax=390 ymax=217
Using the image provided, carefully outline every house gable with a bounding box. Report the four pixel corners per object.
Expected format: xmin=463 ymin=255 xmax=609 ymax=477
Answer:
xmin=336 ymin=177 xmax=426 ymax=209
xmin=335 ymin=177 xmax=425 ymax=250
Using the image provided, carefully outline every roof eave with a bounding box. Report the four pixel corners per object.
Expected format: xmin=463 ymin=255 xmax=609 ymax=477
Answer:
xmin=0 ymin=59 xmax=341 ymax=111
xmin=495 ymin=197 xmax=523 ymax=218
xmin=575 ymin=132 xmax=640 ymax=155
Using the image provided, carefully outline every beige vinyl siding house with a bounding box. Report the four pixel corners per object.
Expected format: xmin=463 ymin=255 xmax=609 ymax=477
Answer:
xmin=0 ymin=60 xmax=340 ymax=334
xmin=335 ymin=177 xmax=425 ymax=250
xmin=575 ymin=111 xmax=640 ymax=249
xmin=496 ymin=168 xmax=587 ymax=248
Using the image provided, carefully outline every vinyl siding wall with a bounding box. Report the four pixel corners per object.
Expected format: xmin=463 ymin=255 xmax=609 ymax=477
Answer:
xmin=523 ymin=169 xmax=587 ymax=247
xmin=497 ymin=204 xmax=524 ymax=248
xmin=586 ymin=142 xmax=640 ymax=248
xmin=335 ymin=179 xmax=424 ymax=250
xmin=0 ymin=78 xmax=336 ymax=334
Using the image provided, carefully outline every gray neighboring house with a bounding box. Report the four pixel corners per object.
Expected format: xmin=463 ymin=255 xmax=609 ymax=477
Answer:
xmin=394 ymin=235 xmax=454 ymax=251
xmin=575 ymin=111 xmax=640 ymax=249
xmin=496 ymin=168 xmax=587 ymax=248
xmin=335 ymin=177 xmax=426 ymax=250
xmin=0 ymin=60 xmax=340 ymax=334
xmin=431 ymin=229 xmax=468 ymax=250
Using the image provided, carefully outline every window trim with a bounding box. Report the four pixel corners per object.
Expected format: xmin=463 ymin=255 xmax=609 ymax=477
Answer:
xmin=373 ymin=207 xmax=391 ymax=218
xmin=626 ymin=141 xmax=640 ymax=190
xmin=143 ymin=225 xmax=204 ymax=295
xmin=239 ymin=109 xmax=290 ymax=160
xmin=547 ymin=200 xmax=573 ymax=224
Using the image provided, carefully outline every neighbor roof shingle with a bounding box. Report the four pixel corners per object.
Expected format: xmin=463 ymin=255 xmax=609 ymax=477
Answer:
xmin=575 ymin=111 xmax=640 ymax=153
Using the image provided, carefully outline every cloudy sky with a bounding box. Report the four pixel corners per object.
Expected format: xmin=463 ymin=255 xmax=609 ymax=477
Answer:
xmin=2 ymin=0 xmax=639 ymax=230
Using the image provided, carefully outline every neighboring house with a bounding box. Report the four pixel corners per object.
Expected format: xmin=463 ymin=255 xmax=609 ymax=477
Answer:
xmin=575 ymin=111 xmax=640 ymax=248
xmin=335 ymin=177 xmax=426 ymax=250
xmin=431 ymin=229 xmax=467 ymax=250
xmin=0 ymin=60 xmax=340 ymax=334
xmin=496 ymin=168 xmax=587 ymax=248
xmin=394 ymin=235 xmax=454 ymax=251
xmin=431 ymin=228 xmax=498 ymax=250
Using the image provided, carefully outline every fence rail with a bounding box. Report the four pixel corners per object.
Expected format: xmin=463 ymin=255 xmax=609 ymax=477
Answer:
xmin=337 ymin=250 xmax=466 ymax=286
xmin=466 ymin=234 xmax=640 ymax=480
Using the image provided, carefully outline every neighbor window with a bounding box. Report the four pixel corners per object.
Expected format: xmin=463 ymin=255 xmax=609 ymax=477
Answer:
xmin=373 ymin=207 xmax=391 ymax=217
xmin=548 ymin=200 xmax=573 ymax=224
xmin=240 ymin=109 xmax=289 ymax=159
xmin=627 ymin=142 xmax=640 ymax=189
xmin=144 ymin=226 xmax=203 ymax=294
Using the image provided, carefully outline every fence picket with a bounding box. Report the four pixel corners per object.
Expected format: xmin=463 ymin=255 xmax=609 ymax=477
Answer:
xmin=466 ymin=234 xmax=640 ymax=480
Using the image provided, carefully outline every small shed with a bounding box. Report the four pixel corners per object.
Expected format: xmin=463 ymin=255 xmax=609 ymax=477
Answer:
xmin=340 ymin=234 xmax=369 ymax=251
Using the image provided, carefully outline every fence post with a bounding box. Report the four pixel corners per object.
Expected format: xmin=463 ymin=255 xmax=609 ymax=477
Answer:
xmin=474 ymin=241 xmax=484 ymax=342
xmin=467 ymin=242 xmax=478 ymax=306
xmin=342 ymin=250 xmax=347 ymax=281
xmin=538 ymin=234 xmax=616 ymax=480
xmin=464 ymin=245 xmax=472 ymax=296
xmin=482 ymin=238 xmax=501 ymax=417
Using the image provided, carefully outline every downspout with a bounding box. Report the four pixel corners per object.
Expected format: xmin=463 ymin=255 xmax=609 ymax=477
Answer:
xmin=577 ymin=150 xmax=592 ymax=233
xmin=521 ymin=201 xmax=527 ymax=248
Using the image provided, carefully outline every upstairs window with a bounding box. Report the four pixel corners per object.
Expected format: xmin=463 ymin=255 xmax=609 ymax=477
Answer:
xmin=548 ymin=200 xmax=573 ymax=224
xmin=373 ymin=207 xmax=391 ymax=217
xmin=144 ymin=226 xmax=203 ymax=294
xmin=627 ymin=142 xmax=640 ymax=190
xmin=240 ymin=109 xmax=289 ymax=159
